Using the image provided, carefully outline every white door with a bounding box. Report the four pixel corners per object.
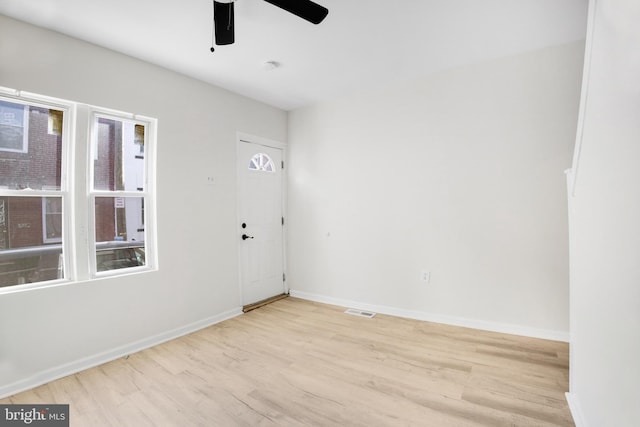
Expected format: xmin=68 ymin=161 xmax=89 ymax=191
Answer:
xmin=238 ymin=140 xmax=285 ymax=306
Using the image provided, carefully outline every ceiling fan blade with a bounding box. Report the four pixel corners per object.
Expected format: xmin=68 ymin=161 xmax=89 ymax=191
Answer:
xmin=214 ymin=1 xmax=235 ymax=45
xmin=263 ymin=0 xmax=328 ymax=24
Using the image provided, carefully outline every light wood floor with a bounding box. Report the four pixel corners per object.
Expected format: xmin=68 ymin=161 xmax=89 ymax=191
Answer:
xmin=1 ymin=297 xmax=574 ymax=426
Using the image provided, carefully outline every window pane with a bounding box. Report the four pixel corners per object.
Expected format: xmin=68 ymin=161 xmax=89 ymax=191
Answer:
xmin=94 ymin=196 xmax=145 ymax=272
xmin=43 ymin=197 xmax=63 ymax=242
xmin=0 ymin=196 xmax=64 ymax=288
xmin=248 ymin=153 xmax=275 ymax=173
xmin=94 ymin=118 xmax=145 ymax=191
xmin=0 ymin=101 xmax=63 ymax=190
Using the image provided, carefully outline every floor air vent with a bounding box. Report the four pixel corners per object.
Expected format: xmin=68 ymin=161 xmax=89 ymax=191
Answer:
xmin=344 ymin=308 xmax=376 ymax=318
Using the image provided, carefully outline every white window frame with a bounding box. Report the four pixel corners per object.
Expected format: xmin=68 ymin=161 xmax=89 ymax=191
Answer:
xmin=0 ymin=88 xmax=73 ymax=292
xmin=0 ymin=100 xmax=29 ymax=153
xmin=0 ymin=86 xmax=157 ymax=294
xmin=88 ymin=107 xmax=157 ymax=278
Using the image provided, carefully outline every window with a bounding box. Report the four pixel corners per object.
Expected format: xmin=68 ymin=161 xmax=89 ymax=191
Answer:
xmin=0 ymin=94 xmax=67 ymax=288
xmin=248 ymin=153 xmax=275 ymax=172
xmin=42 ymin=196 xmax=63 ymax=243
xmin=90 ymin=113 xmax=151 ymax=275
xmin=0 ymin=100 xmax=29 ymax=153
xmin=0 ymin=88 xmax=156 ymax=291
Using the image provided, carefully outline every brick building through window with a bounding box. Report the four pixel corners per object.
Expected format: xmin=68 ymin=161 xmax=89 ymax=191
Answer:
xmin=0 ymin=103 xmax=63 ymax=249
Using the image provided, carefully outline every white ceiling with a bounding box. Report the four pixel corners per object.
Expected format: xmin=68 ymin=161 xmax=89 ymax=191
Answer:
xmin=0 ymin=0 xmax=588 ymax=111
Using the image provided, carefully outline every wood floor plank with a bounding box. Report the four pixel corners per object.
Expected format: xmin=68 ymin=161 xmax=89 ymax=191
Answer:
xmin=0 ymin=297 xmax=573 ymax=426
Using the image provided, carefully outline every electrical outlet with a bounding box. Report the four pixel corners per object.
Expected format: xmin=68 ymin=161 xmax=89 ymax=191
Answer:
xmin=205 ymin=176 xmax=215 ymax=185
xmin=421 ymin=271 xmax=431 ymax=283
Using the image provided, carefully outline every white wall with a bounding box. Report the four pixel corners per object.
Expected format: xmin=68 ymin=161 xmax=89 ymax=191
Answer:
xmin=0 ymin=15 xmax=287 ymax=396
xmin=566 ymin=0 xmax=640 ymax=425
xmin=288 ymin=42 xmax=584 ymax=339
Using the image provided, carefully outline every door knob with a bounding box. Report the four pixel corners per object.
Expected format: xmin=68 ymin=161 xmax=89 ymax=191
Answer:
xmin=242 ymin=234 xmax=254 ymax=240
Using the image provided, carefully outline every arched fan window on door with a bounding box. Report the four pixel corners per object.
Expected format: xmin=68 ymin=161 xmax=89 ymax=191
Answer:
xmin=248 ymin=153 xmax=276 ymax=172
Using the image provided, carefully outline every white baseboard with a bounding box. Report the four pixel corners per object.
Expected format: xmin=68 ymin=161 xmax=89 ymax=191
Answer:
xmin=565 ymin=392 xmax=587 ymax=427
xmin=289 ymin=290 xmax=569 ymax=342
xmin=0 ymin=307 xmax=243 ymax=400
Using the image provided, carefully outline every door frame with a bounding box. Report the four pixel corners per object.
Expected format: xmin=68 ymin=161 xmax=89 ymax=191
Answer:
xmin=236 ymin=132 xmax=288 ymax=306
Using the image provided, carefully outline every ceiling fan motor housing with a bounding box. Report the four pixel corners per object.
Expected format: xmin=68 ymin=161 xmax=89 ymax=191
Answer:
xmin=213 ymin=0 xmax=328 ymax=47
xmin=214 ymin=1 xmax=235 ymax=45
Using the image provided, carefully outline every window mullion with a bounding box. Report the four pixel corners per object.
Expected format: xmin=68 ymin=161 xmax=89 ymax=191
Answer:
xmin=71 ymin=104 xmax=92 ymax=281
xmin=91 ymin=191 xmax=148 ymax=198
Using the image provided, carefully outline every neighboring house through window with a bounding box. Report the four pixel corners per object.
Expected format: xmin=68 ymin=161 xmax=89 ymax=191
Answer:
xmin=0 ymin=100 xmax=29 ymax=153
